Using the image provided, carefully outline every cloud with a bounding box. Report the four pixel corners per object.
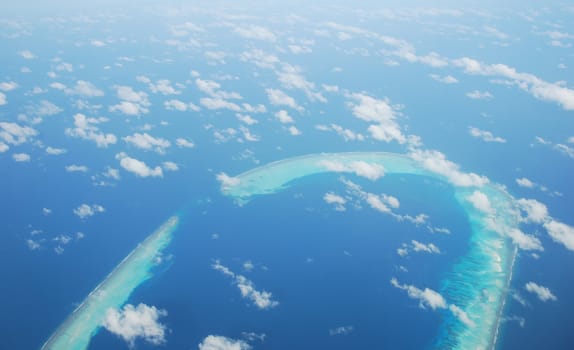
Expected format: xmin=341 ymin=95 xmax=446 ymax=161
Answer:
xmin=46 ymin=146 xmax=67 ymax=155
xmin=466 ymin=90 xmax=493 ymax=100
xmin=469 ymin=127 xmax=506 ymax=143
xmin=276 ymin=64 xmax=326 ymax=103
xmin=453 ymin=57 xmax=574 ymax=110
xmin=102 ymin=303 xmax=168 ymax=347
xmin=198 ymin=335 xmax=251 ymax=350
xmin=516 ymin=177 xmax=535 ymax=188
xmin=0 ymin=92 xmax=5 ymax=105
xmin=240 ymin=49 xmax=279 ymax=69
xmin=162 ymin=161 xmax=179 ymax=171
xmin=20 ymin=50 xmax=36 ymax=59
xmin=319 ymin=160 xmax=385 ymax=181
xmin=123 ymin=133 xmax=171 ymax=154
xmin=467 ymin=190 xmax=494 ymax=215
xmin=449 ymin=304 xmax=475 ymax=327
xmin=236 ymin=114 xmax=258 ymax=125
xmin=411 ymin=240 xmax=440 ymax=254
xmin=287 ymin=126 xmax=301 ymax=136
xmin=234 ymin=24 xmax=276 ymax=42
xmin=323 ymin=192 xmax=347 ymax=211
xmin=0 ymin=81 xmax=18 ymax=91
xmin=429 ymin=74 xmax=458 ymax=84
xmin=316 ymin=124 xmax=365 ymax=142
xmin=544 ymin=220 xmax=574 ymax=251
xmin=109 ymin=86 xmax=150 ymax=116
xmin=506 ymin=228 xmax=543 ymax=251
xmin=13 ymin=153 xmax=30 ymax=162
xmin=275 ymin=110 xmax=294 ymax=124
xmin=266 ymin=88 xmax=303 ymax=112
xmin=148 ymin=79 xmax=180 ymax=95
xmin=65 ymin=80 xmax=104 ymax=97
xmin=216 ymin=172 xmax=240 ymax=189
xmin=347 ymin=93 xmax=406 ymax=144
xmin=390 ymin=278 xmax=446 ymax=310
xmin=116 ymin=152 xmax=163 ymax=178
xmin=524 ymin=282 xmax=557 ymax=302
xmin=73 ymin=204 xmax=105 ymax=219
xmin=164 ymin=99 xmax=200 ymax=112
xmin=212 ymin=260 xmax=278 ymax=310
xmin=65 ymin=113 xmax=117 ymax=147
xmin=176 ymin=138 xmax=195 ymax=148
xmin=516 ymin=198 xmax=548 ymax=224
xmin=196 ymin=79 xmax=241 ymax=100
xmin=0 ymin=122 xmax=38 ymax=145
xmin=65 ymin=165 xmax=88 ymax=172
xmin=329 ymin=325 xmax=354 ymax=336
xmin=0 ymin=142 xmax=9 ymax=153
xmin=200 ymin=97 xmax=241 ymax=112
xmin=409 ymin=149 xmax=489 ymax=187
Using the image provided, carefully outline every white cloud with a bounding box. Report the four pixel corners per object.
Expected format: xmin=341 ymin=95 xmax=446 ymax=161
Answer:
xmin=13 ymin=153 xmax=30 ymax=162
xmin=148 ymin=79 xmax=180 ymax=95
xmin=73 ymin=203 xmax=105 ymax=219
xmin=466 ymin=90 xmax=493 ymax=100
xmin=240 ymin=49 xmax=279 ymax=69
xmin=516 ymin=198 xmax=548 ymax=224
xmin=196 ymin=79 xmax=241 ymax=100
xmin=0 ymin=92 xmax=5 ymax=105
xmin=390 ymin=278 xmax=446 ymax=310
xmin=212 ymin=260 xmax=278 ymax=310
xmin=234 ymin=24 xmax=276 ymax=42
xmin=65 ymin=113 xmax=117 ymax=147
xmin=449 ymin=304 xmax=475 ymax=327
xmin=467 ymin=190 xmax=494 ymax=215
xmin=164 ymin=99 xmax=200 ymax=112
xmin=275 ymin=110 xmax=294 ymax=124
xmin=429 ymin=74 xmax=458 ymax=84
xmin=266 ymin=88 xmax=303 ymax=112
xmin=46 ymin=146 xmax=67 ymax=155
xmin=0 ymin=81 xmax=18 ymax=91
xmin=176 ymin=138 xmax=195 ymax=148
xmin=287 ymin=126 xmax=301 ymax=136
xmin=162 ymin=161 xmax=179 ymax=171
xmin=216 ymin=172 xmax=240 ymax=189
xmin=317 ymin=124 xmax=365 ymax=142
xmin=236 ymin=114 xmax=258 ymax=125
xmin=65 ymin=165 xmax=88 ymax=172
xmin=516 ymin=177 xmax=535 ymax=188
xmin=20 ymin=50 xmax=36 ymax=59
xmin=109 ymin=86 xmax=150 ymax=116
xmin=123 ymin=133 xmax=170 ymax=154
xmin=323 ymin=192 xmax=347 ymax=211
xmin=102 ymin=303 xmax=168 ymax=347
xmin=277 ymin=64 xmax=326 ymax=103
xmin=116 ymin=153 xmax=163 ymax=178
xmin=347 ymin=93 xmax=406 ymax=144
xmin=409 ymin=149 xmax=489 ymax=187
xmin=469 ymin=127 xmax=506 ymax=143
xmin=91 ymin=39 xmax=106 ymax=47
xmin=319 ymin=160 xmax=385 ymax=181
xmin=524 ymin=282 xmax=557 ymax=302
xmin=453 ymin=57 xmax=574 ymax=110
xmin=0 ymin=122 xmax=37 ymax=145
xmin=198 ymin=335 xmax=251 ymax=350
xmin=411 ymin=240 xmax=440 ymax=254
xmin=506 ymin=228 xmax=543 ymax=251
xmin=0 ymin=142 xmax=8 ymax=153
xmin=329 ymin=326 xmax=354 ymax=336
xmin=65 ymin=80 xmax=104 ymax=97
xmin=200 ymin=97 xmax=241 ymax=112
xmin=544 ymin=220 xmax=574 ymax=251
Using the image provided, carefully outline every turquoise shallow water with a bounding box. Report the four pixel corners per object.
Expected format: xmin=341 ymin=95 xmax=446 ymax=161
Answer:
xmin=223 ymin=152 xmax=518 ymax=350
xmin=43 ymin=151 xmax=519 ymax=350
